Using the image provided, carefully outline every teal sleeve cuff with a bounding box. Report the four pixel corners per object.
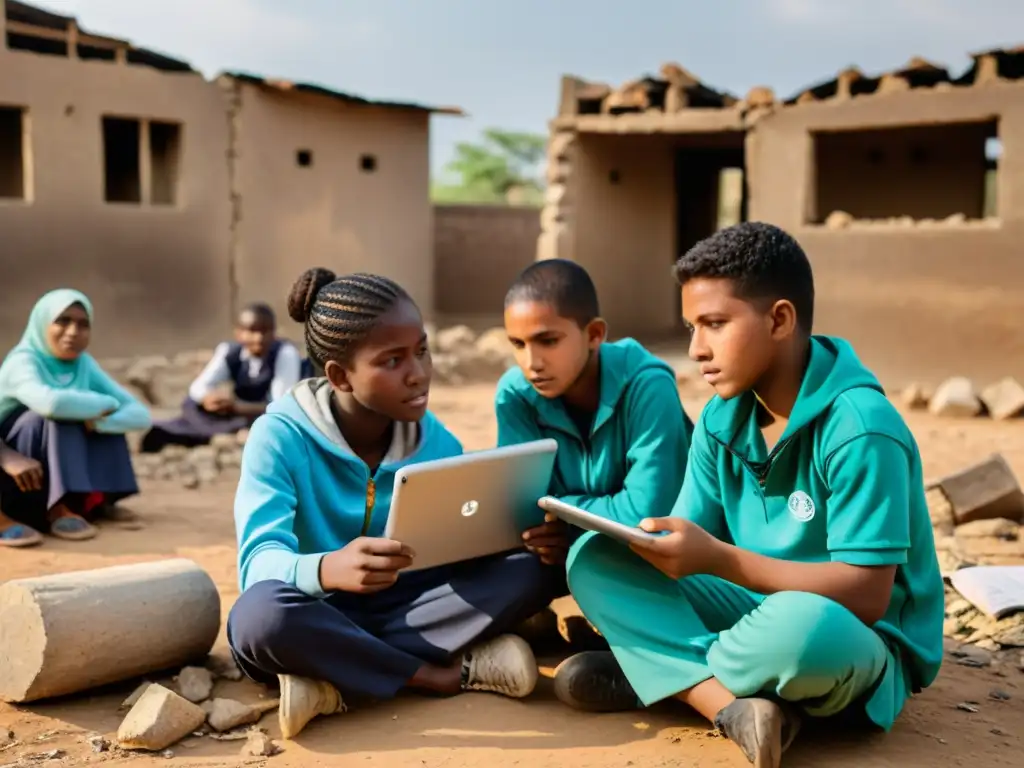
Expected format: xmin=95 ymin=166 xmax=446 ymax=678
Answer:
xmin=830 ymin=547 xmax=908 ymax=567
xmin=295 ymin=553 xmax=329 ymax=598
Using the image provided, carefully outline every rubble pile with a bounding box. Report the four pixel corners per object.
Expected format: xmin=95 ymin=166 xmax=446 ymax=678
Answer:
xmin=902 ymin=376 xmax=1024 ymax=421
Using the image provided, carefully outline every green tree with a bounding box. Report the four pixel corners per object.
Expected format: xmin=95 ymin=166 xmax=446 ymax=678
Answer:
xmin=433 ymin=128 xmax=546 ymax=205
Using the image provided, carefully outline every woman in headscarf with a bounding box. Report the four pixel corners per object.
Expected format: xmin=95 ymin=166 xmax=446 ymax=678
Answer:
xmin=0 ymin=289 xmax=151 ymax=547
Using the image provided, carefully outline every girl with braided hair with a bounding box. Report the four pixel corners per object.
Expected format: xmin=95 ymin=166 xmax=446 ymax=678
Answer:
xmin=228 ymin=267 xmax=557 ymax=740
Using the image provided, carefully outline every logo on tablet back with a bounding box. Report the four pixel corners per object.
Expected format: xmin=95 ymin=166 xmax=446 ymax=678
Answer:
xmin=461 ymin=500 xmax=479 ymax=517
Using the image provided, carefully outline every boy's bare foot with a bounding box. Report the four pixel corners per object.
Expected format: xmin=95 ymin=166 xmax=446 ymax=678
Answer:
xmin=553 ymin=651 xmax=641 ymax=712
xmin=278 ymin=675 xmax=345 ymax=739
xmin=461 ymin=634 xmax=538 ymax=698
xmin=0 ymin=512 xmax=43 ymax=548
xmin=713 ymin=698 xmax=801 ymax=768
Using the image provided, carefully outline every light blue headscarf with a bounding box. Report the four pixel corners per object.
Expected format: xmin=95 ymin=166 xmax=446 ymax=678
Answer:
xmin=3 ymin=288 xmax=96 ymax=389
xmin=0 ymin=288 xmax=155 ymax=431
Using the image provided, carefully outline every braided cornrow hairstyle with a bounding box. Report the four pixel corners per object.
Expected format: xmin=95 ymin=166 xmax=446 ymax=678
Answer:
xmin=287 ymin=267 xmax=410 ymax=367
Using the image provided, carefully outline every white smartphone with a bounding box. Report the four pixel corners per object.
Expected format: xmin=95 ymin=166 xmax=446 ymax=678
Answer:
xmin=538 ymin=496 xmax=664 ymax=546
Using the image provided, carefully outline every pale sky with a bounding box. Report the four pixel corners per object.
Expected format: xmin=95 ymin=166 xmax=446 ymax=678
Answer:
xmin=29 ymin=0 xmax=1024 ymax=177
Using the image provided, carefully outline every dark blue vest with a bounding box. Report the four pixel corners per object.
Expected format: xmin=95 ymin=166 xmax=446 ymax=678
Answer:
xmin=225 ymin=341 xmax=281 ymax=403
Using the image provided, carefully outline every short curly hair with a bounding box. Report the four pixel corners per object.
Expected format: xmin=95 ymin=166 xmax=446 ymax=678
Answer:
xmin=672 ymin=222 xmax=815 ymax=334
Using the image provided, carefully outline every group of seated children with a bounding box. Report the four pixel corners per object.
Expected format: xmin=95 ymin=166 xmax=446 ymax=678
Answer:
xmin=0 ymin=295 xmax=306 ymax=547
xmin=226 ymin=222 xmax=945 ymax=768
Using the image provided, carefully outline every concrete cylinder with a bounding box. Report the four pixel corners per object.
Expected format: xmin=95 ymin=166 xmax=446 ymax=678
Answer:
xmin=0 ymin=558 xmax=221 ymax=703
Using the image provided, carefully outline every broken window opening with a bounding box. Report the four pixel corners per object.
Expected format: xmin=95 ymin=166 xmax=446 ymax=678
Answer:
xmin=103 ymin=117 xmax=141 ymax=203
xmin=359 ymin=154 xmax=378 ymax=173
xmin=809 ymin=119 xmax=1000 ymax=225
xmin=6 ymin=31 xmax=68 ymax=57
xmin=0 ymin=106 xmax=27 ymax=200
xmin=149 ymin=121 xmax=182 ymax=205
xmin=296 ymin=149 xmax=313 ymax=168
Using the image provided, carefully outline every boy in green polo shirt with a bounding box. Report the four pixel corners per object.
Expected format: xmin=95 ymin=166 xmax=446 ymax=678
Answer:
xmin=556 ymin=223 xmax=944 ymax=768
xmin=496 ymin=259 xmax=694 ymax=566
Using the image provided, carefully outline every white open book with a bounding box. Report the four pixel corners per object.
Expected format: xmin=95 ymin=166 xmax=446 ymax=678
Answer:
xmin=949 ymin=566 xmax=1024 ymax=619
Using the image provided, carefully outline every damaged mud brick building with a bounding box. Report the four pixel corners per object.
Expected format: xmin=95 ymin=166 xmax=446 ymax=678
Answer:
xmin=0 ymin=1 xmax=461 ymax=357
xmin=542 ymin=53 xmax=1024 ymax=383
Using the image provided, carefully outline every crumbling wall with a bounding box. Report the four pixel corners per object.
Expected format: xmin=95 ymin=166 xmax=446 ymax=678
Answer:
xmin=434 ymin=204 xmax=539 ymax=320
xmin=747 ymin=80 xmax=1024 ymax=384
xmin=0 ymin=44 xmax=233 ymax=357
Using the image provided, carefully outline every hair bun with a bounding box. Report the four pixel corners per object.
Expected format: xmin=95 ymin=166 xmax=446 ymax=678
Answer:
xmin=287 ymin=267 xmax=336 ymax=323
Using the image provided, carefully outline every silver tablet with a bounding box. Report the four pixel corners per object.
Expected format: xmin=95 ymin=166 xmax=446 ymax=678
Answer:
xmin=538 ymin=496 xmax=664 ymax=546
xmin=384 ymin=439 xmax=558 ymax=571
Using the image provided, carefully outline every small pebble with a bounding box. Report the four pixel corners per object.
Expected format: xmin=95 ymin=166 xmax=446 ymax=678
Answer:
xmin=956 ymin=702 xmax=980 ymax=713
xmin=989 ymin=689 xmax=1011 ymax=701
xmin=162 ymin=748 xmax=175 ymax=758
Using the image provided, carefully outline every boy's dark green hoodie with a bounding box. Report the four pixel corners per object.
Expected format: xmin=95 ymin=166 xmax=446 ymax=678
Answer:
xmin=495 ymin=338 xmax=693 ymax=526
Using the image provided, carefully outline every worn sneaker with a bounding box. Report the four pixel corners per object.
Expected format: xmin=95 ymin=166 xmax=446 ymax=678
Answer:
xmin=713 ymin=698 xmax=801 ymax=768
xmin=277 ymin=674 xmax=346 ymax=739
xmin=553 ymin=651 xmax=641 ymax=712
xmin=461 ymin=634 xmax=538 ymax=698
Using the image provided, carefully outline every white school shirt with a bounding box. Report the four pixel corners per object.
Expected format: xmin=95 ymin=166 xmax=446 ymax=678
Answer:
xmin=188 ymin=341 xmax=303 ymax=404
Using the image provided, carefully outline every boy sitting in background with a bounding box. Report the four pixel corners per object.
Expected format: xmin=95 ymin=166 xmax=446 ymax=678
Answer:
xmin=141 ymin=303 xmax=303 ymax=452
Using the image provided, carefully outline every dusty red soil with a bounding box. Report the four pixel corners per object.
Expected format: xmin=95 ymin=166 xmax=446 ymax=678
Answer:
xmin=2 ymin=383 xmax=1023 ymax=768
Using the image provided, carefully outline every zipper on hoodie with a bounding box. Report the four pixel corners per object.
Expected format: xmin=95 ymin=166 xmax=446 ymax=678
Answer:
xmin=361 ymin=477 xmax=376 ymax=536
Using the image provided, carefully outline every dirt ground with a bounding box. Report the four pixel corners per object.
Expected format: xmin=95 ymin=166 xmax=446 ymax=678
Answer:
xmin=2 ymin=382 xmax=1023 ymax=768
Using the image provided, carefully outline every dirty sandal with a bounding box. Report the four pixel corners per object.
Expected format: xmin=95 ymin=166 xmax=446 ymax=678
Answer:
xmin=0 ymin=523 xmax=44 ymax=548
xmin=49 ymin=515 xmax=99 ymax=541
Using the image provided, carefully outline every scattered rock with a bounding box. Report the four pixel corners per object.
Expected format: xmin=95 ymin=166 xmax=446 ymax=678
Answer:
xmin=162 ymin=748 xmax=175 ymax=758
xmin=202 ymin=698 xmax=279 ymax=732
xmin=435 ymin=325 xmax=476 ymax=354
xmin=900 ymin=382 xmax=930 ymax=410
xmin=474 ymin=327 xmax=514 ymax=366
xmin=825 ymin=210 xmax=853 ymax=229
xmin=206 ymin=655 xmax=243 ymax=682
xmin=87 ymin=734 xmax=111 ymax=753
xmin=121 ymin=682 xmax=153 ymax=710
xmin=991 ymin=614 xmax=1024 ymax=647
xmin=118 ymin=684 xmax=207 ymax=752
xmin=929 ymin=377 xmax=982 ymax=418
xmin=955 ymin=701 xmax=980 ymax=713
xmin=980 ymin=377 xmax=1024 ymax=421
xmin=0 ymin=729 xmax=14 ymax=749
xmin=177 ymin=667 xmax=215 ymax=703
xmin=989 ymin=688 xmax=1011 ymax=701
xmin=240 ymin=730 xmax=282 ymax=757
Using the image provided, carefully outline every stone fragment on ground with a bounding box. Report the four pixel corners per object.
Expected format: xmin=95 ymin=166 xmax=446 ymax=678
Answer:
xmin=202 ymin=698 xmax=279 ymax=732
xmin=117 ymin=683 xmax=207 ymax=751
xmin=121 ymin=682 xmax=152 ymax=710
xmin=929 ymin=377 xmax=982 ymax=418
xmin=980 ymin=377 xmax=1024 ymax=421
xmin=176 ymin=667 xmax=214 ymax=703
xmin=901 ymin=382 xmax=931 ymax=410
xmin=240 ymin=730 xmax=281 ymax=757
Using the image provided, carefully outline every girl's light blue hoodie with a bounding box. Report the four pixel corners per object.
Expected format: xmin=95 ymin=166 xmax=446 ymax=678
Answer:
xmin=235 ymin=379 xmax=463 ymax=598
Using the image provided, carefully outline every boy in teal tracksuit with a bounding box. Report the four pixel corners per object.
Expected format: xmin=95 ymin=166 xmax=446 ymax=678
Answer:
xmin=495 ymin=258 xmax=694 ymax=566
xmin=558 ymin=223 xmax=944 ymax=768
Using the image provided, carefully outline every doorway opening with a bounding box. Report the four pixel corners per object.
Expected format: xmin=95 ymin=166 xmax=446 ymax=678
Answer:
xmin=673 ymin=135 xmax=747 ymax=329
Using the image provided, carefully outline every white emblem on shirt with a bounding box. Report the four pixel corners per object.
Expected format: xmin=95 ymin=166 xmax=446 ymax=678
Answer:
xmin=787 ymin=490 xmax=816 ymax=523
